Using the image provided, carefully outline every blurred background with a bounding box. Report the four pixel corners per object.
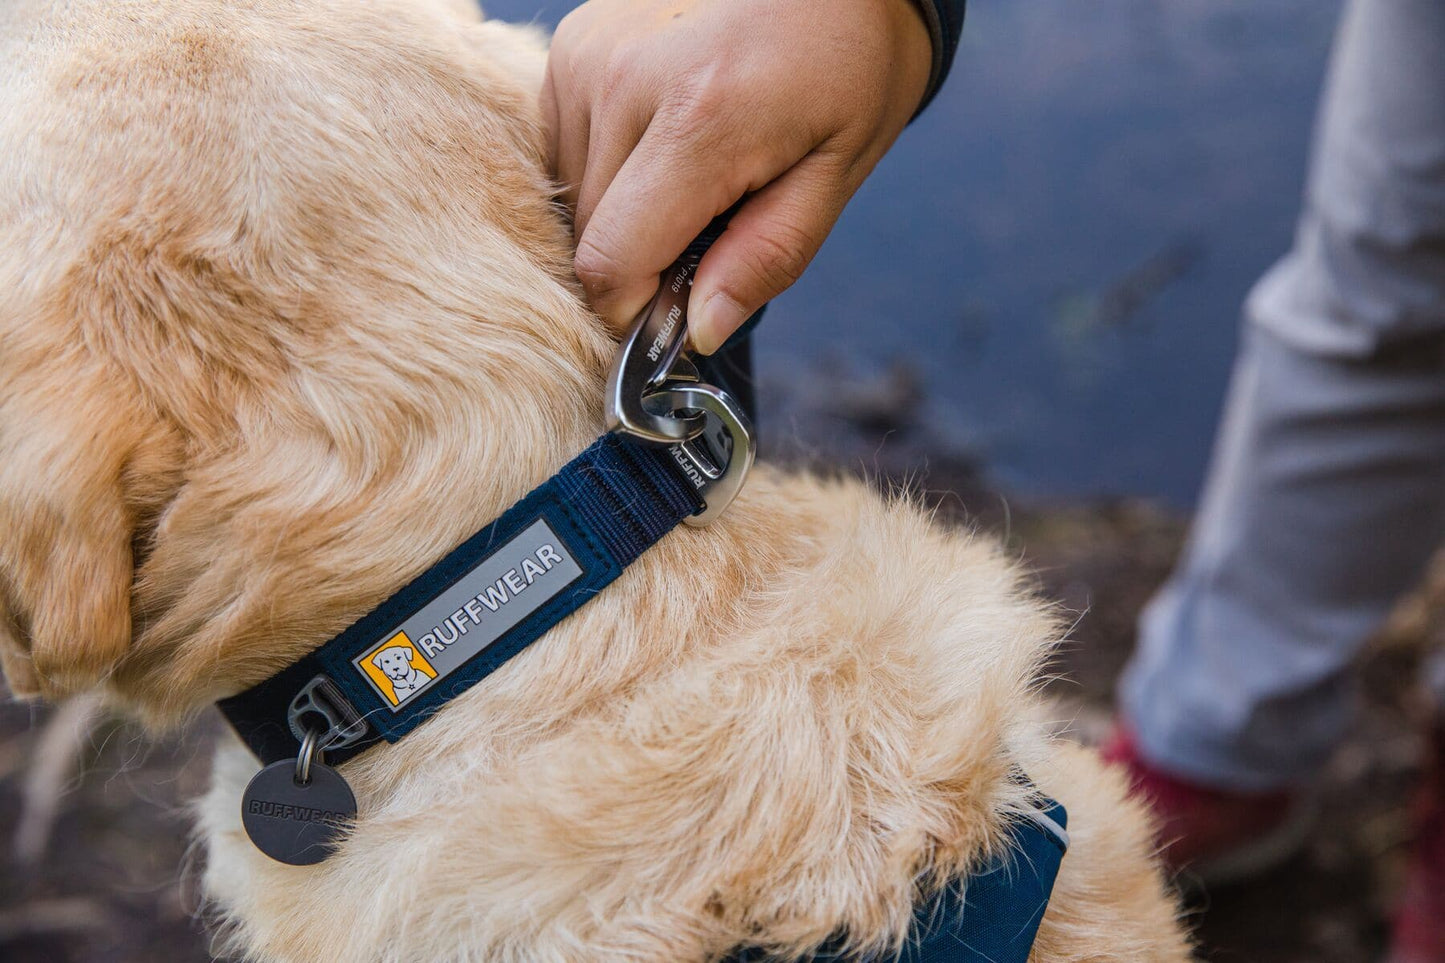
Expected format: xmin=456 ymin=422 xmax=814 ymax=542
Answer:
xmin=5 ymin=0 xmax=1441 ymax=960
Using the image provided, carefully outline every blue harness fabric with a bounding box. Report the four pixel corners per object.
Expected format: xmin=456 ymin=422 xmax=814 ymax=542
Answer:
xmin=726 ymin=797 xmax=1068 ymax=963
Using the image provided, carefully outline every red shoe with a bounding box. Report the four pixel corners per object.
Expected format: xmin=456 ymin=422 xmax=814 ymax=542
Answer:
xmin=1388 ymin=725 xmax=1445 ymax=963
xmin=1101 ymin=724 xmax=1316 ymax=886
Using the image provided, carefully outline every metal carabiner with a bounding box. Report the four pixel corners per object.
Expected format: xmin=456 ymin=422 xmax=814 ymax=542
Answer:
xmin=604 ymin=217 xmax=756 ymax=525
xmin=604 ymin=254 xmax=708 ymax=444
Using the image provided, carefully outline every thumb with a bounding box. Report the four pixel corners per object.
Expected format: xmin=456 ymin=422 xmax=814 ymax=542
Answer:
xmin=688 ymin=154 xmax=849 ymax=355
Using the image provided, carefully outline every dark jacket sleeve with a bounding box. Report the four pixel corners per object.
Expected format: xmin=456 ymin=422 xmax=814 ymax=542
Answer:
xmin=911 ymin=0 xmax=966 ymax=114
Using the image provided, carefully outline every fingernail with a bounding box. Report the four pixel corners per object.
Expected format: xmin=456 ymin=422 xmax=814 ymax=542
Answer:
xmin=690 ymin=291 xmax=749 ymax=356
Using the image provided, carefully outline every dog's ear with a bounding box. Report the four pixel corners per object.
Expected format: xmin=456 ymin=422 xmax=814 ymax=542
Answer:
xmin=0 ymin=361 xmax=179 ymax=699
xmin=371 ymin=651 xmax=388 ymax=670
xmin=402 ymin=647 xmax=415 ymax=665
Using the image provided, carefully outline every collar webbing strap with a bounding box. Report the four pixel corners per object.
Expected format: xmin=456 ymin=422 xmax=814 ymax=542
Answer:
xmin=727 ymin=795 xmax=1070 ymax=963
xmin=219 ymin=432 xmax=702 ymax=767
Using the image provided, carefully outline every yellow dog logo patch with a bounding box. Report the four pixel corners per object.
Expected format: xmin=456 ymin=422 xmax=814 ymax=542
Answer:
xmin=358 ymin=632 xmax=438 ymax=707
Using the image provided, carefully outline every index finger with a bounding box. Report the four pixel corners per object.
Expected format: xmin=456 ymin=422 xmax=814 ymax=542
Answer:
xmin=571 ymin=118 xmax=745 ymax=331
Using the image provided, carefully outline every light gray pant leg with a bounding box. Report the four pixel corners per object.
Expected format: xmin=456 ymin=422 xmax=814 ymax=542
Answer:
xmin=1119 ymin=0 xmax=1445 ymax=791
xmin=1122 ymin=331 xmax=1445 ymax=789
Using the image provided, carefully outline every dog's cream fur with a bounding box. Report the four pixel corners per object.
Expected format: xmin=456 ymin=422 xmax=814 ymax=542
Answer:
xmin=0 ymin=1 xmax=1189 ymax=959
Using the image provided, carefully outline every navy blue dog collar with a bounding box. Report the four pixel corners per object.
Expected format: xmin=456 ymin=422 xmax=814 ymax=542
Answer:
xmin=219 ymin=431 xmax=709 ymax=768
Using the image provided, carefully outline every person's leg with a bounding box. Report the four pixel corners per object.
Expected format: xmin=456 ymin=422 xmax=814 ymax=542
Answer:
xmin=1119 ymin=0 xmax=1445 ymax=792
xmin=1122 ymin=331 xmax=1445 ymax=789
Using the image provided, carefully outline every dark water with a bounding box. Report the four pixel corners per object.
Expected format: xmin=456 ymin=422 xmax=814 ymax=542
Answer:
xmin=487 ymin=0 xmax=1343 ymax=505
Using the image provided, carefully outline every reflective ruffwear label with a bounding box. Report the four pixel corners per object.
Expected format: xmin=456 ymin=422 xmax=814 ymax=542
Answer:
xmin=353 ymin=520 xmax=583 ymax=710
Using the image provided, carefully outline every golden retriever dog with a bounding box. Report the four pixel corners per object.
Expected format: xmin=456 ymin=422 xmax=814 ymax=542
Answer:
xmin=0 ymin=0 xmax=1189 ymax=959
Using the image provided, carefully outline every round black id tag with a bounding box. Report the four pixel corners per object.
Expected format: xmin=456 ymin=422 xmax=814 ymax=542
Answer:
xmin=241 ymin=760 xmax=357 ymax=865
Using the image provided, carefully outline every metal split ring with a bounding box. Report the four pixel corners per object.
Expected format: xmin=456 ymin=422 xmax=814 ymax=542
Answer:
xmin=294 ymin=727 xmax=324 ymax=787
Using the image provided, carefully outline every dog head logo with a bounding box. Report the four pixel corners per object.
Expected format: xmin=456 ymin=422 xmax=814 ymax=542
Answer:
xmin=357 ymin=632 xmax=437 ymax=707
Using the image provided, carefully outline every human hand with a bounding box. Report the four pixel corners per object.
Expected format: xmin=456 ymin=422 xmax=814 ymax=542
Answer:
xmin=542 ymin=0 xmax=932 ymax=353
